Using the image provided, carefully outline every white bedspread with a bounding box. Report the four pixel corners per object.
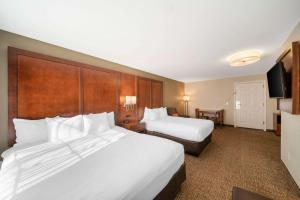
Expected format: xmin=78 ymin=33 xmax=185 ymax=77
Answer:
xmin=0 ymin=128 xmax=184 ymax=200
xmin=145 ymin=116 xmax=214 ymax=142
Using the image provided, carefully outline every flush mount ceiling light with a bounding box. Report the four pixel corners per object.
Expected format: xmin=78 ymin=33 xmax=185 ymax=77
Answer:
xmin=227 ymin=50 xmax=262 ymax=67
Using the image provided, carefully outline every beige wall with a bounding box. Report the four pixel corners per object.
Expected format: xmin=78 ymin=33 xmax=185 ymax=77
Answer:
xmin=0 ymin=30 xmax=184 ymax=153
xmin=185 ymin=74 xmax=277 ymax=130
xmin=282 ymin=21 xmax=300 ymax=51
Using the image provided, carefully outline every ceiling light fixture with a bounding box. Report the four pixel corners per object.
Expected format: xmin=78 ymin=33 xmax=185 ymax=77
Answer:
xmin=227 ymin=50 xmax=262 ymax=67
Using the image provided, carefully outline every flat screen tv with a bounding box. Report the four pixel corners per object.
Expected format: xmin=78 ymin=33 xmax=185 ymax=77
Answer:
xmin=267 ymin=61 xmax=291 ymax=98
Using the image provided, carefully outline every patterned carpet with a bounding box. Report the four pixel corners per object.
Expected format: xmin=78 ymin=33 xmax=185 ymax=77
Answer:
xmin=175 ymin=127 xmax=300 ymax=200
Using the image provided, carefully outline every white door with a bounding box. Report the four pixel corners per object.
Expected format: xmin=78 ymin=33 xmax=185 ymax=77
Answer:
xmin=234 ymin=81 xmax=266 ymax=131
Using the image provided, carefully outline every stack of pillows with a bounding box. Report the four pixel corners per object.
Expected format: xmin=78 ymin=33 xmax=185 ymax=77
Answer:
xmin=141 ymin=107 xmax=168 ymax=122
xmin=13 ymin=112 xmax=115 ymax=147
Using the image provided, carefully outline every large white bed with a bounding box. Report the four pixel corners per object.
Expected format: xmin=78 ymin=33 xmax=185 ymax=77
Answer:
xmin=142 ymin=108 xmax=214 ymax=156
xmin=0 ymin=127 xmax=184 ymax=200
xmin=146 ymin=116 xmax=214 ymax=142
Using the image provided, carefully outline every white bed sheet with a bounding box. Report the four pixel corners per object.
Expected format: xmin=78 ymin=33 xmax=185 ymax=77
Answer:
xmin=0 ymin=127 xmax=184 ymax=200
xmin=145 ymin=116 xmax=214 ymax=142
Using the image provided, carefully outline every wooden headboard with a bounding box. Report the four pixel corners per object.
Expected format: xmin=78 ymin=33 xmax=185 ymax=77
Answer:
xmin=8 ymin=47 xmax=164 ymax=147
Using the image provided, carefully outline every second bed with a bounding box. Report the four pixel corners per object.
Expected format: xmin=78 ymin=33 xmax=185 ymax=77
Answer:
xmin=142 ymin=108 xmax=214 ymax=156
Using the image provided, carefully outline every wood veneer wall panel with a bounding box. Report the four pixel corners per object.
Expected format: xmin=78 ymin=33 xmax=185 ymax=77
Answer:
xmin=8 ymin=48 xmax=19 ymax=147
xmin=8 ymin=47 xmax=165 ymax=146
xmin=137 ymin=77 xmax=151 ymax=120
xmin=119 ymin=73 xmax=137 ymax=121
xmin=151 ymin=80 xmax=163 ymax=108
xmin=292 ymin=41 xmax=300 ymax=114
xmin=18 ymin=55 xmax=81 ymax=118
xmin=82 ymin=68 xmax=119 ymax=114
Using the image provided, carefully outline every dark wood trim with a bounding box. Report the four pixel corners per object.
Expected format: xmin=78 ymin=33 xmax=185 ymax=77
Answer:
xmin=292 ymin=41 xmax=300 ymax=114
xmin=147 ymin=131 xmax=212 ymax=156
xmin=276 ymin=49 xmax=291 ymax=63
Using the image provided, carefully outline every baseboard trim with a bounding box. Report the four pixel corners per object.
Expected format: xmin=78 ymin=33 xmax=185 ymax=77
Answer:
xmin=222 ymin=124 xmax=275 ymax=132
xmin=281 ymin=160 xmax=300 ymax=192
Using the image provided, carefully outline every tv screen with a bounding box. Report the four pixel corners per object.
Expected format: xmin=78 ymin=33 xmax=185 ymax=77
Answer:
xmin=267 ymin=62 xmax=287 ymax=98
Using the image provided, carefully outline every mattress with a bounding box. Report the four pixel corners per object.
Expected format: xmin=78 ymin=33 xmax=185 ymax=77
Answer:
xmin=0 ymin=127 xmax=184 ymax=200
xmin=145 ymin=116 xmax=214 ymax=142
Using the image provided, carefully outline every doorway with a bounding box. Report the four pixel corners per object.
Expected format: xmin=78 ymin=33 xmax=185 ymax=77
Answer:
xmin=234 ymin=81 xmax=267 ymax=131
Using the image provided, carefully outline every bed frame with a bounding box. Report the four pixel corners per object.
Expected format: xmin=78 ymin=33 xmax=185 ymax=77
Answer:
xmin=7 ymin=47 xmax=185 ymax=200
xmin=147 ymin=131 xmax=212 ymax=156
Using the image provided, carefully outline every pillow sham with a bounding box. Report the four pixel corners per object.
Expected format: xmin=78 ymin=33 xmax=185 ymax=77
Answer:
xmin=13 ymin=118 xmax=48 ymax=146
xmin=83 ymin=112 xmax=110 ymax=135
xmin=148 ymin=108 xmax=161 ymax=121
xmin=141 ymin=107 xmax=150 ymax=122
xmin=160 ymin=107 xmax=168 ymax=119
xmin=46 ymin=115 xmax=86 ymax=142
xmin=107 ymin=112 xmax=115 ymax=128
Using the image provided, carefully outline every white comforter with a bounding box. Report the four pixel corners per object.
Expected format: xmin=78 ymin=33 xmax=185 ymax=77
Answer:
xmin=0 ymin=127 xmax=184 ymax=200
xmin=145 ymin=116 xmax=214 ymax=142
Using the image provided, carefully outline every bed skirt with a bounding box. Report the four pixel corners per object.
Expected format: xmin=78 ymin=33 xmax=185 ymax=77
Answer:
xmin=147 ymin=131 xmax=212 ymax=156
xmin=154 ymin=163 xmax=186 ymax=200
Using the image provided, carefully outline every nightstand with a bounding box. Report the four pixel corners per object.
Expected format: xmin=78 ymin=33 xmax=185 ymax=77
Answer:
xmin=118 ymin=121 xmax=146 ymax=134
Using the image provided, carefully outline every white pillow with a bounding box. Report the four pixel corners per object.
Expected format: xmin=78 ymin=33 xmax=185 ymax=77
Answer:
xmin=160 ymin=107 xmax=168 ymax=119
xmin=46 ymin=115 xmax=86 ymax=142
xmin=13 ymin=118 xmax=48 ymax=146
xmin=149 ymin=108 xmax=161 ymax=121
xmin=83 ymin=112 xmax=110 ymax=135
xmin=141 ymin=107 xmax=150 ymax=122
xmin=107 ymin=112 xmax=115 ymax=128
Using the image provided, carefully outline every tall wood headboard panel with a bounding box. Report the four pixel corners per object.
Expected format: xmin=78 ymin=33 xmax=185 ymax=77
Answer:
xmin=81 ymin=67 xmax=119 ymax=114
xmin=8 ymin=47 xmax=164 ymax=147
xmin=8 ymin=47 xmax=120 ymax=146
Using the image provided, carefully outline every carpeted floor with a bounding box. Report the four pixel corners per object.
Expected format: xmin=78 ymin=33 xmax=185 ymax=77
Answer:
xmin=175 ymin=127 xmax=300 ymax=200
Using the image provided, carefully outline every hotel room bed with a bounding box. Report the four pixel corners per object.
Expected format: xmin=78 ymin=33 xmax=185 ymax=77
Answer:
xmin=5 ymin=48 xmax=187 ymax=200
xmin=144 ymin=113 xmax=214 ymax=156
xmin=0 ymin=127 xmax=185 ymax=200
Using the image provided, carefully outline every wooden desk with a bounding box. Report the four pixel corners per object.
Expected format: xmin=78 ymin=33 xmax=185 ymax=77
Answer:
xmin=195 ymin=108 xmax=224 ymax=126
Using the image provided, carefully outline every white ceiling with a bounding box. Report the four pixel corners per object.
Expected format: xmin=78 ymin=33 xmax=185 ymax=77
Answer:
xmin=1 ymin=0 xmax=300 ymax=82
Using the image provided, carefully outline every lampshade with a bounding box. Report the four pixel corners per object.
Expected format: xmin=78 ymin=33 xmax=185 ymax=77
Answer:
xmin=131 ymin=96 xmax=137 ymax=104
xmin=125 ymin=96 xmax=136 ymax=105
xmin=228 ymin=50 xmax=262 ymax=67
xmin=183 ymin=95 xmax=190 ymax=101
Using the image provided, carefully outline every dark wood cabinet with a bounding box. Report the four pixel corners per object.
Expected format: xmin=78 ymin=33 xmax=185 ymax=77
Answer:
xmin=273 ymin=112 xmax=281 ymax=136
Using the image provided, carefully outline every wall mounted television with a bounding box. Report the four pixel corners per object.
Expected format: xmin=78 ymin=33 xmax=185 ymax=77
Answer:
xmin=267 ymin=61 xmax=291 ymax=98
